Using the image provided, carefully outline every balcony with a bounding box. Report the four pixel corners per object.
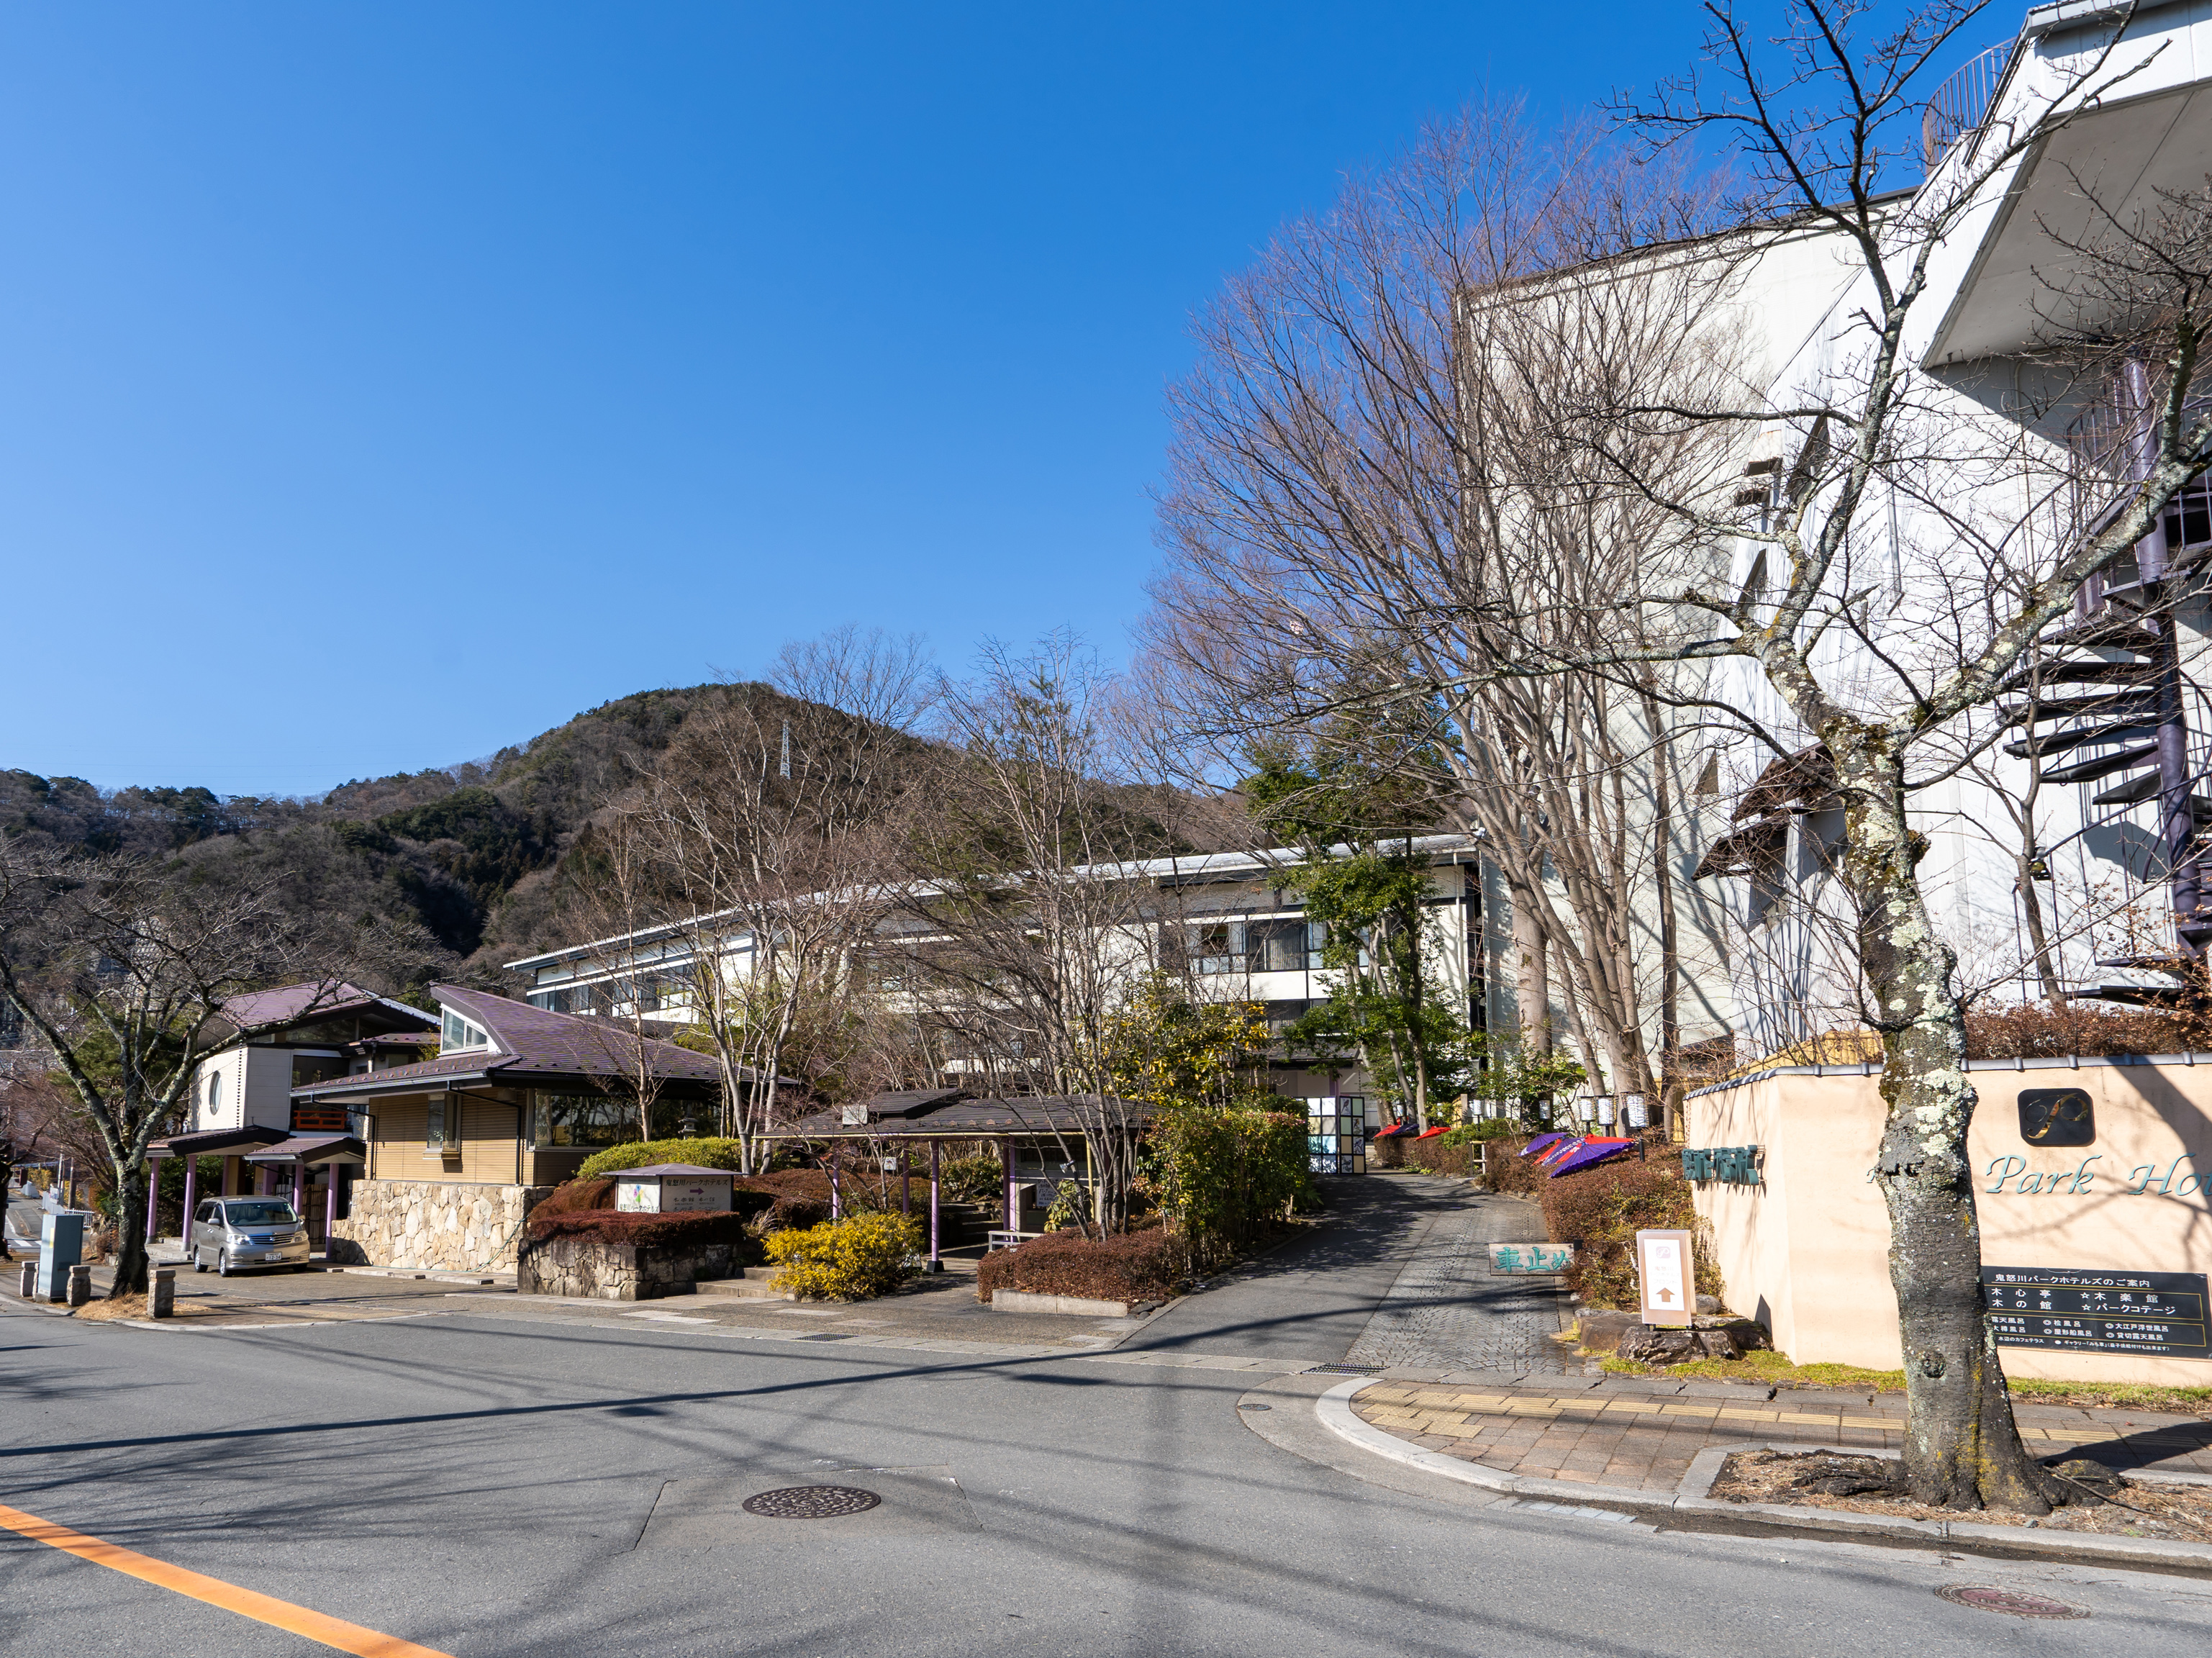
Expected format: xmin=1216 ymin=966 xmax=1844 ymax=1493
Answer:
xmin=1921 ymin=40 xmax=2016 ymax=167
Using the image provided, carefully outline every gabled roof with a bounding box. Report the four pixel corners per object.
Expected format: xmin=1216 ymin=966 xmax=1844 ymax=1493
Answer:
xmin=291 ymin=984 xmax=725 ymax=1100
xmin=779 ymin=1092 xmax=1149 ymax=1139
xmin=214 ymin=981 xmax=437 ymax=1041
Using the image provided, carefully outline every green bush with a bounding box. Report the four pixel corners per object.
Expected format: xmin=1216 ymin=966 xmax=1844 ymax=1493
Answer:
xmin=1146 ymin=1106 xmax=1310 ymax=1270
xmin=937 ymin=1152 xmax=1003 ymax=1205
xmin=766 ymin=1212 xmax=924 ymax=1301
xmin=574 ymin=1138 xmax=746 ymax=1181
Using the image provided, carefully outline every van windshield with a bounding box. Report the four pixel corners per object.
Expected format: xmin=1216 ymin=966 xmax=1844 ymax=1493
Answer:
xmin=222 ymin=1201 xmax=298 ymax=1228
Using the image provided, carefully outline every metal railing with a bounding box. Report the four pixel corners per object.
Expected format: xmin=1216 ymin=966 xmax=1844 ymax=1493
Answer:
xmin=1922 ymin=40 xmax=2016 ymax=166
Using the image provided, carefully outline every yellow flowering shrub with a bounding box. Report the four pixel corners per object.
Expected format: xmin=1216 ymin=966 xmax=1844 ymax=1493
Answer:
xmin=765 ymin=1212 xmax=923 ymax=1302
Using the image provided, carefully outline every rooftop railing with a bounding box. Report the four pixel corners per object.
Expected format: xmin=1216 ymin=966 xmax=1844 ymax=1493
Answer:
xmin=1921 ymin=40 xmax=2016 ymax=167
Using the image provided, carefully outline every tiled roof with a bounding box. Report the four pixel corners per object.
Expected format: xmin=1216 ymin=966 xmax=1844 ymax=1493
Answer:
xmin=292 ymin=984 xmax=724 ymax=1098
xmin=780 ymin=1093 xmax=1147 ymax=1138
xmin=217 ymin=981 xmax=437 ymax=1037
xmin=435 ymin=984 xmax=723 ymax=1084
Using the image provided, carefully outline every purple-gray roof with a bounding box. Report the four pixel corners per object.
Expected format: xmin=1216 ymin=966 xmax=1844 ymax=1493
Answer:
xmin=216 ymin=981 xmax=437 ymax=1038
xmin=292 ymin=984 xmax=725 ymax=1099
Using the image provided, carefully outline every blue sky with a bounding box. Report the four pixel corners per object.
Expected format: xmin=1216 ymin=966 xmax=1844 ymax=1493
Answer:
xmin=2 ymin=3 xmax=1735 ymax=797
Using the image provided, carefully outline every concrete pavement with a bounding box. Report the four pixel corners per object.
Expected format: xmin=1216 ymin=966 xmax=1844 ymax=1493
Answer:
xmin=6 ymin=1173 xmax=2208 ymax=1654
xmin=8 ymin=1285 xmax=2210 ymax=1657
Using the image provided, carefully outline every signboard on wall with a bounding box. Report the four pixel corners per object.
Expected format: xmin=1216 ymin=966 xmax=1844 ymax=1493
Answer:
xmin=616 ymin=1175 xmax=734 ymax=1214
xmin=1982 ymin=1267 xmax=2210 ymax=1360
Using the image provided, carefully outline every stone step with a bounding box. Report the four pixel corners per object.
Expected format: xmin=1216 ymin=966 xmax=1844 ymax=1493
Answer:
xmin=697 ymin=1274 xmax=794 ymax=1301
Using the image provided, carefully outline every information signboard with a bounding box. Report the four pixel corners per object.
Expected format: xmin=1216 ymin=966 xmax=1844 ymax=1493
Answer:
xmin=1635 ymin=1228 xmax=1695 ymax=1328
xmin=1981 ymin=1267 xmax=2209 ymax=1360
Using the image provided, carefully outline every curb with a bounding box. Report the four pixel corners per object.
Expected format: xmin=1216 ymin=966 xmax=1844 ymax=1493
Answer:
xmin=1318 ymin=1379 xmax=2212 ymax=1577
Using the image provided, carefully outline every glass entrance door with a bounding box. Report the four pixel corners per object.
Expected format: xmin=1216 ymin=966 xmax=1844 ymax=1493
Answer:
xmin=1305 ymin=1095 xmax=1368 ymax=1174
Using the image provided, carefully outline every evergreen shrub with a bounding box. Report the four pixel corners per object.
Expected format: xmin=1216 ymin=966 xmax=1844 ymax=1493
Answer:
xmin=574 ymin=1138 xmax=746 ymax=1180
xmin=976 ymin=1228 xmax=1185 ymax=1305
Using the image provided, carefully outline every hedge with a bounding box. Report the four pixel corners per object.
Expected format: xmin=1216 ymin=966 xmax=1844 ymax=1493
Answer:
xmin=977 ymin=1228 xmax=1186 ymax=1306
xmin=574 ymin=1138 xmax=748 ymax=1181
xmin=524 ymin=1208 xmax=765 ymax=1249
xmin=1531 ymin=1148 xmax=1722 ymax=1310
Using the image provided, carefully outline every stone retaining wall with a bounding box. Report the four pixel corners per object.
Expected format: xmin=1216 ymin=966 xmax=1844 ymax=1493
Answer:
xmin=330 ymin=1179 xmax=553 ymax=1272
xmin=516 ymin=1233 xmax=739 ymax=1300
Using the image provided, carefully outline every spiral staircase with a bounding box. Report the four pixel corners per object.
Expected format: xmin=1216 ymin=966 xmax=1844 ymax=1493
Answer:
xmin=2006 ymin=447 xmax=2212 ymax=1002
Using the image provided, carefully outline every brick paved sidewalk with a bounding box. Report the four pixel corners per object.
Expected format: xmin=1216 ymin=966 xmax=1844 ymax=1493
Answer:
xmin=1351 ymin=1375 xmax=2212 ymax=1493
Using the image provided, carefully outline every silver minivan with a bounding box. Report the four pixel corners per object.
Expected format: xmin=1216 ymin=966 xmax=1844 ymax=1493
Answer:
xmin=190 ymin=1198 xmax=311 ymax=1274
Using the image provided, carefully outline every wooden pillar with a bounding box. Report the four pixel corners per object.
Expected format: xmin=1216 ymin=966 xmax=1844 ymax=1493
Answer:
xmin=900 ymin=1150 xmax=911 ymax=1216
xmin=928 ymin=1140 xmax=940 ymax=1268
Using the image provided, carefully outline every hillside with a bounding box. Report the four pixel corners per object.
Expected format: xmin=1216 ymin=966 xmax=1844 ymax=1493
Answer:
xmin=1 ymin=684 xmax=815 ymax=987
xmin=4 ymin=681 xmax=1245 ymax=1000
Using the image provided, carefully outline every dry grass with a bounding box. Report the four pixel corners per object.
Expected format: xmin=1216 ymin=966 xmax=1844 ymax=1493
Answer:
xmin=1710 ymin=1449 xmax=2212 ymax=1539
xmin=71 ymin=1293 xmax=148 ymax=1322
xmin=1597 ymin=1349 xmax=2212 ymax=1418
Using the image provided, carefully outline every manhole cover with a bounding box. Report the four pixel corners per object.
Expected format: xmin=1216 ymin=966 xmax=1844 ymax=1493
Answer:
xmin=1935 ymin=1585 xmax=2088 ymax=1620
xmin=1303 ymin=1363 xmax=1384 ymax=1376
xmin=741 ymin=1485 xmax=882 ymax=1519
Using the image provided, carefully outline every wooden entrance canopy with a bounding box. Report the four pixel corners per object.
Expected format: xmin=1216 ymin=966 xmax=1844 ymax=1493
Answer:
xmin=769 ymin=1090 xmax=1150 ymax=1268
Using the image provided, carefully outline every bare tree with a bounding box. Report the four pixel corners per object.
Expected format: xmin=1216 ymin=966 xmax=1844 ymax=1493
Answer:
xmin=0 ymin=841 xmax=332 ymax=1296
xmin=633 ymin=643 xmax=933 ymax=1167
xmin=1150 ymin=3 xmax=2212 ymax=1511
xmin=898 ymin=637 xmax=1160 ymax=1233
xmin=1141 ymin=103 xmax=1741 ymax=1130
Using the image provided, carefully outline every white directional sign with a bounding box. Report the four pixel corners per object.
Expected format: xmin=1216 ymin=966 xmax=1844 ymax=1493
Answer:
xmin=1635 ymin=1228 xmax=1694 ymax=1328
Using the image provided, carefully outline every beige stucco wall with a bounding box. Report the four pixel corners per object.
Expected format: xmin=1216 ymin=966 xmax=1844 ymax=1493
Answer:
xmin=1689 ymin=1060 xmax=2212 ymax=1385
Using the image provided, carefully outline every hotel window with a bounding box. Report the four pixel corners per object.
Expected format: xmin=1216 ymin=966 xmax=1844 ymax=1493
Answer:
xmin=425 ymin=1097 xmax=453 ymax=1150
xmin=1185 ymin=923 xmax=1247 ymax=975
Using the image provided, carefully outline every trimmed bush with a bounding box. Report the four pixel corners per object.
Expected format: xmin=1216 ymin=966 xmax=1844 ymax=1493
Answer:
xmin=1398 ymin=1138 xmax=1485 ymax=1178
xmin=529 ymin=1177 xmax=617 ymax=1219
xmin=574 ymin=1138 xmax=747 ymax=1181
xmin=525 ymin=1207 xmax=765 ymax=1249
xmin=977 ymin=1228 xmax=1185 ymax=1306
xmin=765 ymin=1212 xmax=923 ymax=1301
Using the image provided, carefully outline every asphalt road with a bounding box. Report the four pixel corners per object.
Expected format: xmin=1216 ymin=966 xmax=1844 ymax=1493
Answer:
xmin=3 ymin=1194 xmax=2206 ymax=1657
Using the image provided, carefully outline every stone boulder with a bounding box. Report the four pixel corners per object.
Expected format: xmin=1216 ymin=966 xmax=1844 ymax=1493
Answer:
xmin=1617 ymin=1323 xmax=1744 ymax=1364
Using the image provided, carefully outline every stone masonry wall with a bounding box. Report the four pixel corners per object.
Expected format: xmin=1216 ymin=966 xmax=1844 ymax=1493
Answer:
xmin=330 ymin=1179 xmax=554 ymax=1273
xmin=517 ymin=1234 xmax=738 ymax=1300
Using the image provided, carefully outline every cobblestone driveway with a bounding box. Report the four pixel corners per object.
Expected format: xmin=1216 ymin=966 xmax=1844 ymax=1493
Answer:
xmin=1345 ymin=1184 xmax=1572 ymax=1374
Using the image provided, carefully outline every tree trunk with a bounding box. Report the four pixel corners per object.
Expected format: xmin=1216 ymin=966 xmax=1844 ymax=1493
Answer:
xmin=110 ymin=1164 xmax=150 ymax=1296
xmin=1509 ymin=871 xmax=1550 ymax=1053
xmin=2014 ymin=853 xmax=2065 ymax=1007
xmin=1646 ymin=690 xmax=1683 ymax=1140
xmin=1836 ymin=731 xmax=2060 ymax=1513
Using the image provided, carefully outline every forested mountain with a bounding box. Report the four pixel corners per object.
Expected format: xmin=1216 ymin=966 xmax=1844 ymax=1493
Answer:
xmin=1 ymin=685 xmax=804 ymax=988
xmin=5 ymin=674 xmax=1246 ymax=1003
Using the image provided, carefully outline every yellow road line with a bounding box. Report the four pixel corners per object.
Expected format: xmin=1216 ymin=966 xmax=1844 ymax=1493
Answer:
xmin=0 ymin=1503 xmax=455 ymax=1658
